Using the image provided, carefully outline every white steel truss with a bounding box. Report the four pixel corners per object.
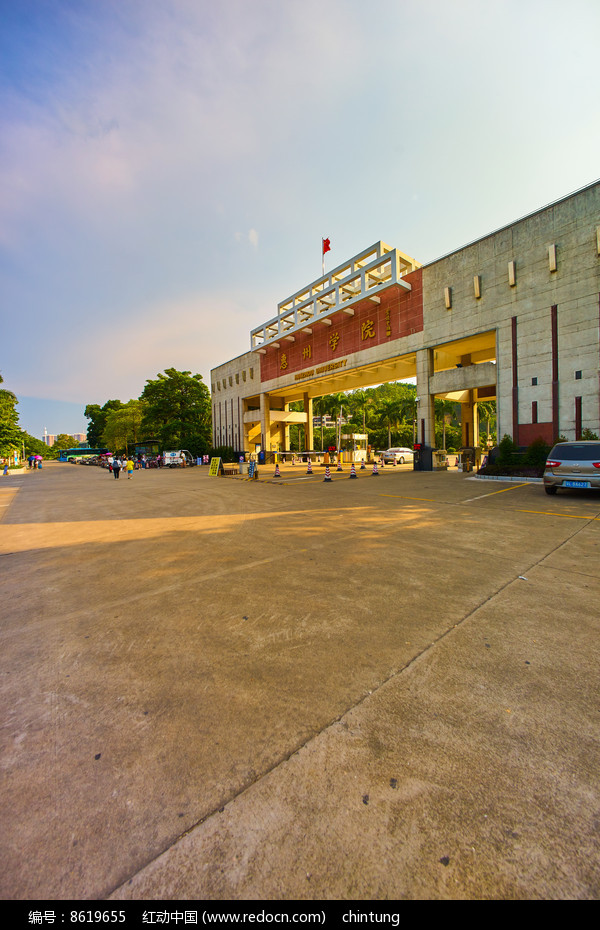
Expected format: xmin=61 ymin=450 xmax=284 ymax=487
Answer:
xmin=251 ymin=242 xmax=421 ymax=351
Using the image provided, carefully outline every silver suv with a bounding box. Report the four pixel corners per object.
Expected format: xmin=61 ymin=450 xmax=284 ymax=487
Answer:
xmin=543 ymin=441 xmax=600 ymax=494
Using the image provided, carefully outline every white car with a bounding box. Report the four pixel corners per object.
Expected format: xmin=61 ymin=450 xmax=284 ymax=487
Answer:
xmin=381 ymin=447 xmax=414 ymax=464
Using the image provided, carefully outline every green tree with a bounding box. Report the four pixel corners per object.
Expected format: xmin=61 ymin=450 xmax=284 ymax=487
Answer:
xmin=345 ymin=389 xmax=369 ymax=432
xmin=20 ymin=432 xmax=48 ymax=457
xmin=372 ymin=384 xmax=416 ymax=448
xmin=0 ymin=375 xmax=22 ymax=456
xmin=102 ymin=400 xmax=147 ymax=453
xmin=434 ymin=397 xmax=459 ymax=451
xmin=477 ymin=401 xmax=497 ymax=449
xmin=140 ymin=368 xmax=211 ymax=455
xmin=54 ymin=434 xmax=79 ymax=450
xmin=377 ymin=398 xmax=400 ymax=448
xmin=85 ymin=400 xmax=123 ymax=446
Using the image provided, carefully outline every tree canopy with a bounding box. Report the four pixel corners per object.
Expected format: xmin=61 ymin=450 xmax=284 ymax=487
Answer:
xmin=85 ymin=400 xmax=124 ymax=447
xmin=140 ymin=368 xmax=211 ymax=454
xmin=54 ymin=434 xmax=81 ymax=450
xmin=285 ymin=381 xmax=495 ymax=454
xmin=85 ymin=369 xmax=210 ymax=456
xmin=0 ymin=374 xmax=21 ymax=456
xmin=102 ymin=400 xmax=146 ymax=453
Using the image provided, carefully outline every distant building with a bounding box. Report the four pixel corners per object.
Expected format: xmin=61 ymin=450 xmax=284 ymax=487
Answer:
xmin=312 ymin=415 xmax=346 ymax=429
xmin=211 ymin=180 xmax=600 ymax=462
xmin=42 ymin=432 xmax=86 ymax=447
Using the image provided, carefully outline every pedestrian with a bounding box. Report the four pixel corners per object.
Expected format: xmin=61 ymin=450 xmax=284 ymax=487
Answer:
xmin=126 ymin=458 xmax=134 ymax=479
xmin=113 ymin=457 xmax=121 ymax=479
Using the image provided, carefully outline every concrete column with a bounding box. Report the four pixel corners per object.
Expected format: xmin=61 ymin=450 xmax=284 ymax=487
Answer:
xmin=260 ymin=392 xmax=270 ymax=452
xmin=458 ymin=355 xmax=476 ymax=448
xmin=416 ymin=348 xmax=436 ymax=447
xmin=473 ymin=400 xmax=480 ymax=448
xmin=284 ymin=402 xmax=291 ymax=451
xmin=304 ymin=394 xmax=314 ymax=452
xmin=461 ymin=392 xmax=476 ymax=447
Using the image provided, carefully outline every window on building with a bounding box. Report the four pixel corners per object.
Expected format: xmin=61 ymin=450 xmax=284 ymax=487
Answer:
xmin=575 ymin=370 xmax=582 ymax=380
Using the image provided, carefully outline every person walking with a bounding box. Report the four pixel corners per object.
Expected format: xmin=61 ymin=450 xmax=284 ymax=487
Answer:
xmin=113 ymin=456 xmax=121 ymax=479
xmin=126 ymin=458 xmax=134 ymax=479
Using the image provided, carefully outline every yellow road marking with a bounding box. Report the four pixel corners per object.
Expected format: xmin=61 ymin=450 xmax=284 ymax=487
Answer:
xmin=379 ymin=494 xmax=438 ymax=502
xmin=517 ymin=509 xmax=600 ymax=520
xmin=462 ymin=483 xmax=529 ymax=502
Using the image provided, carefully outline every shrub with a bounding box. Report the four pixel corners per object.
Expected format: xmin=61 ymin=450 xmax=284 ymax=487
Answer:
xmin=478 ymin=434 xmax=549 ymax=477
xmin=523 ymin=437 xmax=550 ymax=471
xmin=209 ymin=445 xmax=236 ymax=463
xmin=496 ymin=434 xmax=519 ymax=470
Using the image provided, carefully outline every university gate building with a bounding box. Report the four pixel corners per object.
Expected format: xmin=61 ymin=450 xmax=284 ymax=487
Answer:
xmin=211 ymin=181 xmax=600 ymax=463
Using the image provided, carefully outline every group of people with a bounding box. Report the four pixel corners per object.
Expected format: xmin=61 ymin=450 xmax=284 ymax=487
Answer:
xmin=108 ymin=457 xmax=135 ymax=479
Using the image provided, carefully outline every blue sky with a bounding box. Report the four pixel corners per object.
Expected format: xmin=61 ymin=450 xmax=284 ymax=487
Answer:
xmin=2 ymin=0 xmax=599 ymax=439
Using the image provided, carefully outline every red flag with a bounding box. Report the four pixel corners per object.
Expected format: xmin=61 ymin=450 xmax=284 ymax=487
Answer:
xmin=322 ymin=237 xmax=331 ymax=255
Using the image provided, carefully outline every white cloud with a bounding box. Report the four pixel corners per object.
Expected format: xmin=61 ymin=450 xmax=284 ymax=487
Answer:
xmin=2 ymin=0 xmax=600 ymax=411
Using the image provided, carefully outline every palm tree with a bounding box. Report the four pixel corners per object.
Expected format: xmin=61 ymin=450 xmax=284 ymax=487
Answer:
xmin=477 ymin=401 xmax=496 ymax=448
xmin=345 ymin=389 xmax=372 ymax=434
xmin=376 ymin=398 xmax=402 ymax=448
xmin=321 ymin=392 xmax=347 ymax=449
xmin=434 ymin=397 xmax=457 ymax=450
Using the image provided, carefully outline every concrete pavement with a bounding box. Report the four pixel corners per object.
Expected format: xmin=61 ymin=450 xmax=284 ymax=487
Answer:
xmin=1 ymin=461 xmax=599 ymax=900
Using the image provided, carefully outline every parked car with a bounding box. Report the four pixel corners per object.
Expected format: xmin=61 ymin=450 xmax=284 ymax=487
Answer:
xmin=381 ymin=447 xmax=414 ymax=464
xmin=543 ymin=441 xmax=600 ymax=494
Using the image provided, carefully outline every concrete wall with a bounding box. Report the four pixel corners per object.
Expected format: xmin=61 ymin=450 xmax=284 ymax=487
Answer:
xmin=422 ymin=182 xmax=600 ymax=442
xmin=210 ymin=351 xmax=259 ymax=450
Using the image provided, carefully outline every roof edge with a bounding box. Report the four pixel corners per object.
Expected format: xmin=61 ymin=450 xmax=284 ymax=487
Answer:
xmin=423 ymin=178 xmax=600 ymax=269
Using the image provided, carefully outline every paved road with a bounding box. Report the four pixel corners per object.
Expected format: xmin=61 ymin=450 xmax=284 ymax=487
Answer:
xmin=1 ymin=462 xmax=599 ymax=900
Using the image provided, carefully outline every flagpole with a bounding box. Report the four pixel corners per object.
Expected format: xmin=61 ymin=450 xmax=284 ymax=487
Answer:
xmin=322 ymin=239 xmax=324 ymax=277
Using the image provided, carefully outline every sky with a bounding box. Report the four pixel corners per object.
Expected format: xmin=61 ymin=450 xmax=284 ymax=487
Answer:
xmin=1 ymin=0 xmax=599 ymax=440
